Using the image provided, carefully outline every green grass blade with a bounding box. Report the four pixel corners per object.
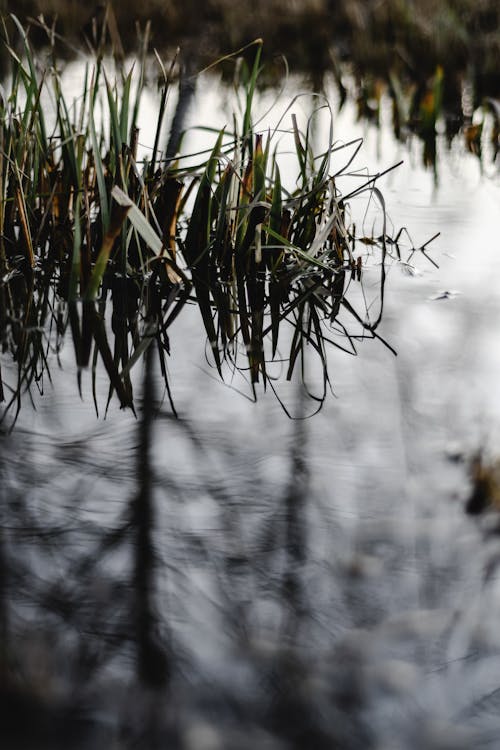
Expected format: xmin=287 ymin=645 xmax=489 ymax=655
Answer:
xmin=104 ymin=70 xmax=122 ymax=178
xmin=69 ymin=191 xmax=82 ymax=301
xmin=120 ymin=68 xmax=133 ymax=144
xmin=242 ymin=40 xmax=263 ymax=156
xmin=183 ymin=130 xmax=225 ymax=373
xmin=85 ymin=202 xmax=130 ymax=301
xmin=89 ymin=72 xmax=110 ymax=232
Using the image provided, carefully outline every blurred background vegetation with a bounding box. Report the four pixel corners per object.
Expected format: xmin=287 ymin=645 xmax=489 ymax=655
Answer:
xmin=1 ymin=0 xmax=499 ymax=100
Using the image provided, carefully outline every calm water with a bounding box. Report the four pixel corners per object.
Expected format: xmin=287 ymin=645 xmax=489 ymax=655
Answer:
xmin=2 ymin=70 xmax=500 ymax=749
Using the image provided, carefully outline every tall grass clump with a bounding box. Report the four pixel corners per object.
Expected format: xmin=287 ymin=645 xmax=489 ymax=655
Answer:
xmin=0 ymin=15 xmax=187 ymax=422
xmin=0 ymin=19 xmax=437 ymax=427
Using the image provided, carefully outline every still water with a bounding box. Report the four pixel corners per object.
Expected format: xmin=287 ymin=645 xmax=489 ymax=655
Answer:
xmin=2 ymin=70 xmax=500 ymax=748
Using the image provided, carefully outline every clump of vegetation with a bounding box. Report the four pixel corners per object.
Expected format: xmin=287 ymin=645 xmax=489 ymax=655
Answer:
xmin=466 ymin=452 xmax=500 ymax=515
xmin=0 ymin=16 xmax=439 ymax=427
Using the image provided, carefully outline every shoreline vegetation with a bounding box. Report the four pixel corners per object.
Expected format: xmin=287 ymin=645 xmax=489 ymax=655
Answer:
xmin=1 ymin=2 xmax=498 ymax=172
xmin=4 ymin=1 xmax=500 ymax=82
xmin=3 ymin=1 xmax=500 ymax=106
xmin=0 ymin=14 xmax=439 ymax=426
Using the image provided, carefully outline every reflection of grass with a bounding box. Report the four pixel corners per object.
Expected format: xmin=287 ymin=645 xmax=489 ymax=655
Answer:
xmin=0 ymin=20 xmax=438 ymax=426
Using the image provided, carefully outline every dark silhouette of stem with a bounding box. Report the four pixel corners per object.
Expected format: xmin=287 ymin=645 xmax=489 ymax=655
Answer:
xmin=133 ymin=340 xmax=169 ymax=688
xmin=164 ymin=60 xmax=197 ymax=167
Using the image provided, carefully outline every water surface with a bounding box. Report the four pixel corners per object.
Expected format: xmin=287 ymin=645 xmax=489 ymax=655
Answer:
xmin=2 ymin=72 xmax=500 ymax=749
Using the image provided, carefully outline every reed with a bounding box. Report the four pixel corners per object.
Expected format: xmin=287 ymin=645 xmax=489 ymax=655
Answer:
xmin=0 ymin=18 xmax=438 ymax=427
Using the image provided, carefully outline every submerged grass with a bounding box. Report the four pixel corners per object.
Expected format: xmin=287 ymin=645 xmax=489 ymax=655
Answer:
xmin=0 ymin=17 xmax=438 ymax=427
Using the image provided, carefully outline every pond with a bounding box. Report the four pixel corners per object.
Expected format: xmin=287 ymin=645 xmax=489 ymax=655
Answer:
xmin=2 ymin=63 xmax=500 ymax=749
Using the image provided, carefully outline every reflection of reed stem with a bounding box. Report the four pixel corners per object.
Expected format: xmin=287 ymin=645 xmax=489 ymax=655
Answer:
xmin=283 ymin=385 xmax=308 ymax=631
xmin=133 ymin=341 xmax=169 ymax=687
xmin=0 ymin=441 xmax=9 ymax=662
xmin=165 ymin=60 xmax=197 ymax=167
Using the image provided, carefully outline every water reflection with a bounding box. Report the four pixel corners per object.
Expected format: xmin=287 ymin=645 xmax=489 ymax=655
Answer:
xmin=2 ymin=71 xmax=500 ymax=750
xmin=2 ymin=340 xmax=500 ymax=748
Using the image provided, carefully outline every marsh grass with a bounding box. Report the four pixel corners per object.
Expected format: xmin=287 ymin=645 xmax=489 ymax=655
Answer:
xmin=0 ymin=17 xmax=438 ymax=427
